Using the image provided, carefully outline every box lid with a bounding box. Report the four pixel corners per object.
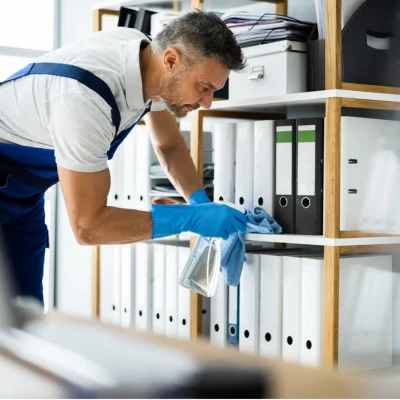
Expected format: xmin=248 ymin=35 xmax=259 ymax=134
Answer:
xmin=242 ymin=40 xmax=307 ymax=58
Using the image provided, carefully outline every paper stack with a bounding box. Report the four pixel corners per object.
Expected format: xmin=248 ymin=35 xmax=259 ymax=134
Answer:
xmin=221 ymin=11 xmax=316 ymax=48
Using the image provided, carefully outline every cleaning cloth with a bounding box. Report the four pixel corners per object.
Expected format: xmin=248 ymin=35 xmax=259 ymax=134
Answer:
xmin=220 ymin=207 xmax=282 ymax=286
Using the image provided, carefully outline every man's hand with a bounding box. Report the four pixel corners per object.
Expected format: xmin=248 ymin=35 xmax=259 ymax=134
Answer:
xmin=58 ymin=165 xmax=152 ymax=245
xmin=152 ymin=203 xmax=247 ymax=240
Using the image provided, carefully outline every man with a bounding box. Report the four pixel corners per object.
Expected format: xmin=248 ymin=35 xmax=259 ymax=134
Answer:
xmin=0 ymin=10 xmax=247 ymax=303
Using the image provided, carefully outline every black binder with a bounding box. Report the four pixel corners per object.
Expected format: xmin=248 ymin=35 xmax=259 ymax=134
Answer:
xmin=117 ymin=7 xmax=137 ymax=28
xmin=134 ymin=8 xmax=157 ymax=36
xmin=295 ymin=118 xmax=324 ymax=235
xmin=274 ymin=119 xmax=296 ymax=234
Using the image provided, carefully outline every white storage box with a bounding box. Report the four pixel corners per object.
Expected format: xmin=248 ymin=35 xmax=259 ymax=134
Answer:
xmin=229 ymin=40 xmax=307 ymax=100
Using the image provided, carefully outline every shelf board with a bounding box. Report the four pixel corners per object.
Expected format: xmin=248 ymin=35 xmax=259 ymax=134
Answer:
xmin=149 ymin=190 xmax=183 ymax=197
xmin=245 ymin=233 xmax=400 ymax=247
xmin=153 ymin=233 xmax=400 ymax=247
xmin=209 ymin=89 xmax=400 ymax=114
xmin=150 ymin=232 xmax=193 ymax=245
xmin=92 ymin=0 xmax=255 ymax=11
xmin=93 ymin=0 xmax=173 ymax=10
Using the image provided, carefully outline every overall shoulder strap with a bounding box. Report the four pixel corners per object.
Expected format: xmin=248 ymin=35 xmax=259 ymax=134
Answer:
xmin=1 ymin=62 xmax=121 ymax=133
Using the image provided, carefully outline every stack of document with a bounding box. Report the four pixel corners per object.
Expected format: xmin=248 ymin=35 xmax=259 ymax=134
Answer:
xmin=149 ymin=162 xmax=165 ymax=179
xmin=221 ymin=11 xmax=316 ymax=47
xmin=151 ymin=182 xmax=213 ymax=197
xmin=150 ymin=162 xmax=214 ymax=180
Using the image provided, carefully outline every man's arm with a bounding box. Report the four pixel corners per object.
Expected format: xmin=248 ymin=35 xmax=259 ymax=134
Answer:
xmin=58 ymin=165 xmax=152 ymax=245
xmin=144 ymin=109 xmax=202 ymax=200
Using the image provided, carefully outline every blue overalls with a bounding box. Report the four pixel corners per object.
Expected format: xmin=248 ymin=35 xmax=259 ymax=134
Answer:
xmin=0 ymin=63 xmax=149 ymax=303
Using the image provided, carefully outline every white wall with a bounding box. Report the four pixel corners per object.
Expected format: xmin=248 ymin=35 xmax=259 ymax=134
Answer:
xmin=55 ymin=0 xmax=93 ymax=318
xmin=60 ymin=0 xmax=93 ymax=46
xmin=224 ymin=0 xmax=317 ymax=22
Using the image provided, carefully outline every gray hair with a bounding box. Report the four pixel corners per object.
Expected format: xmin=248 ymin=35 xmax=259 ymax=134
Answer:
xmin=151 ymin=10 xmax=245 ymax=71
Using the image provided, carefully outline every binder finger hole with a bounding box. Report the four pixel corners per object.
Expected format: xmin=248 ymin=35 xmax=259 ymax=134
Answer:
xmin=306 ymin=340 xmax=312 ymax=350
xmin=279 ymin=196 xmax=288 ymax=208
xmin=127 ymin=195 xmax=131 ymax=200
xmin=244 ymin=330 xmax=250 ymax=339
xmin=140 ymin=195 xmax=143 ymax=201
xmin=258 ymin=197 xmax=264 ymax=206
xmin=124 ymin=308 xmax=127 ymax=314
xmin=114 ymin=194 xmax=118 ymax=200
xmin=301 ymin=197 xmax=310 ymax=208
xmin=214 ymin=324 xmax=219 ymax=332
xmin=219 ymin=196 xmax=224 ymax=201
xmin=169 ymin=316 xmax=173 ymax=322
xmin=112 ymin=305 xmax=116 ymax=311
xmin=156 ymin=313 xmax=160 ymax=320
xmin=139 ymin=310 xmax=142 ymax=317
xmin=239 ymin=197 xmax=245 ymax=205
xmin=229 ymin=326 xmax=236 ymax=336
xmin=182 ymin=319 xmax=186 ymax=326
xmin=265 ymin=333 xmax=272 ymax=342
xmin=287 ymin=336 xmax=293 ymax=345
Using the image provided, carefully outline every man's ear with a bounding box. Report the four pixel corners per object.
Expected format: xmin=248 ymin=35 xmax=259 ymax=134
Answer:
xmin=163 ymin=47 xmax=182 ymax=73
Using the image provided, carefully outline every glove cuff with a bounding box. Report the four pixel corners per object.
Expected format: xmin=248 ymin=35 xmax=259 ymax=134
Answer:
xmin=187 ymin=188 xmax=210 ymax=205
xmin=151 ymin=204 xmax=191 ymax=239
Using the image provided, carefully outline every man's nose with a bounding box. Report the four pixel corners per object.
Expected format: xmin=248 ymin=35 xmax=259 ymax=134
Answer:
xmin=198 ymin=91 xmax=213 ymax=110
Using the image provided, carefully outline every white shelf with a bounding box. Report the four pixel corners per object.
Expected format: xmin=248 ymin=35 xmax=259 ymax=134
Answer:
xmin=154 ymin=233 xmax=400 ymax=247
xmin=149 ymin=190 xmax=183 ymax=197
xmin=151 ymin=232 xmax=193 ymax=244
xmin=92 ymin=0 xmax=255 ymax=11
xmin=210 ymin=89 xmax=400 ymax=114
xmin=93 ymin=0 xmax=172 ymax=10
xmin=245 ymin=233 xmax=400 ymax=247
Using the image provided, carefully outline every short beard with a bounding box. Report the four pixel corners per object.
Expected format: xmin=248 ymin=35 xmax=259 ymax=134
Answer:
xmin=165 ymin=103 xmax=190 ymax=118
xmin=159 ymin=71 xmax=199 ymax=118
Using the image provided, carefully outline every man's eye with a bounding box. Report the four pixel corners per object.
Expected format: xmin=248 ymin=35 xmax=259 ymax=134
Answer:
xmin=198 ymin=84 xmax=208 ymax=93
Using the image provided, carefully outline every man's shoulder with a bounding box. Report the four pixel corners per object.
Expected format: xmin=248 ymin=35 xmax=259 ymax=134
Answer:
xmin=91 ymin=27 xmax=149 ymax=42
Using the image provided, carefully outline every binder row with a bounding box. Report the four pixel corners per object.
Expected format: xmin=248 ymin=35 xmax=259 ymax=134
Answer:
xmin=211 ymin=251 xmax=393 ymax=371
xmin=214 ymin=119 xmax=324 ymax=235
xmin=216 ymin=116 xmax=400 ymax=234
xmin=108 ymin=124 xmax=156 ymax=212
xmin=110 ymin=116 xmax=400 ymax=236
xmin=101 ymin=243 xmax=211 ymax=340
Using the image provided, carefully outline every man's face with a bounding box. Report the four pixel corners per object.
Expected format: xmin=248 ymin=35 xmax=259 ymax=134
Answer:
xmin=159 ymin=57 xmax=230 ymax=118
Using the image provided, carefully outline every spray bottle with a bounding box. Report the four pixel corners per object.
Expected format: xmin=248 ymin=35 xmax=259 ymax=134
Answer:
xmin=178 ymin=202 xmax=247 ymax=297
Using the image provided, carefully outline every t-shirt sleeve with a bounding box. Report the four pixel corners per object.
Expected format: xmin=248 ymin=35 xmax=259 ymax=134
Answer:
xmin=44 ymin=92 xmax=115 ymax=173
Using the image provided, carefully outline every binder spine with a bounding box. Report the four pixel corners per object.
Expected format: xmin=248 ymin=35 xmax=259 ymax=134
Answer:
xmin=274 ymin=120 xmax=296 ymax=234
xmin=295 ymin=118 xmax=324 ymax=235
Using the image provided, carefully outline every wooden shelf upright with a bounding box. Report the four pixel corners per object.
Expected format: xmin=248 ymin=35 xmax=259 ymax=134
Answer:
xmin=91 ymin=9 xmax=119 ymax=319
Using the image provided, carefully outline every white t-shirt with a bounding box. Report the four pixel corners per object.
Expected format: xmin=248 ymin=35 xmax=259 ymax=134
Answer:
xmin=0 ymin=28 xmax=165 ymax=173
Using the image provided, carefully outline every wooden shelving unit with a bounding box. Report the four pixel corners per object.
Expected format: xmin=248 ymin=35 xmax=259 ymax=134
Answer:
xmin=189 ymin=0 xmax=400 ymax=368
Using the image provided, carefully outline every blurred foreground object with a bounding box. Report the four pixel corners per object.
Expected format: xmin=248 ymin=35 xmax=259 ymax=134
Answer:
xmin=0 ymin=228 xmax=399 ymax=398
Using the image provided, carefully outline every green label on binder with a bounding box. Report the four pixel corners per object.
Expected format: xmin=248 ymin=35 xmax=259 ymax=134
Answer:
xmin=298 ymin=130 xmax=316 ymax=142
xmin=276 ymin=130 xmax=292 ymax=143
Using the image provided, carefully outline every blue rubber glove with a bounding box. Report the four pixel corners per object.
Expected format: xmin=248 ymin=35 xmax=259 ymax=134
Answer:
xmin=152 ymin=203 xmax=247 ymax=240
xmin=187 ymin=188 xmax=211 ymax=205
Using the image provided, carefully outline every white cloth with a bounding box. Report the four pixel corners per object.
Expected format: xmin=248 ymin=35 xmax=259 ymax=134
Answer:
xmin=0 ymin=27 xmax=165 ymax=173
